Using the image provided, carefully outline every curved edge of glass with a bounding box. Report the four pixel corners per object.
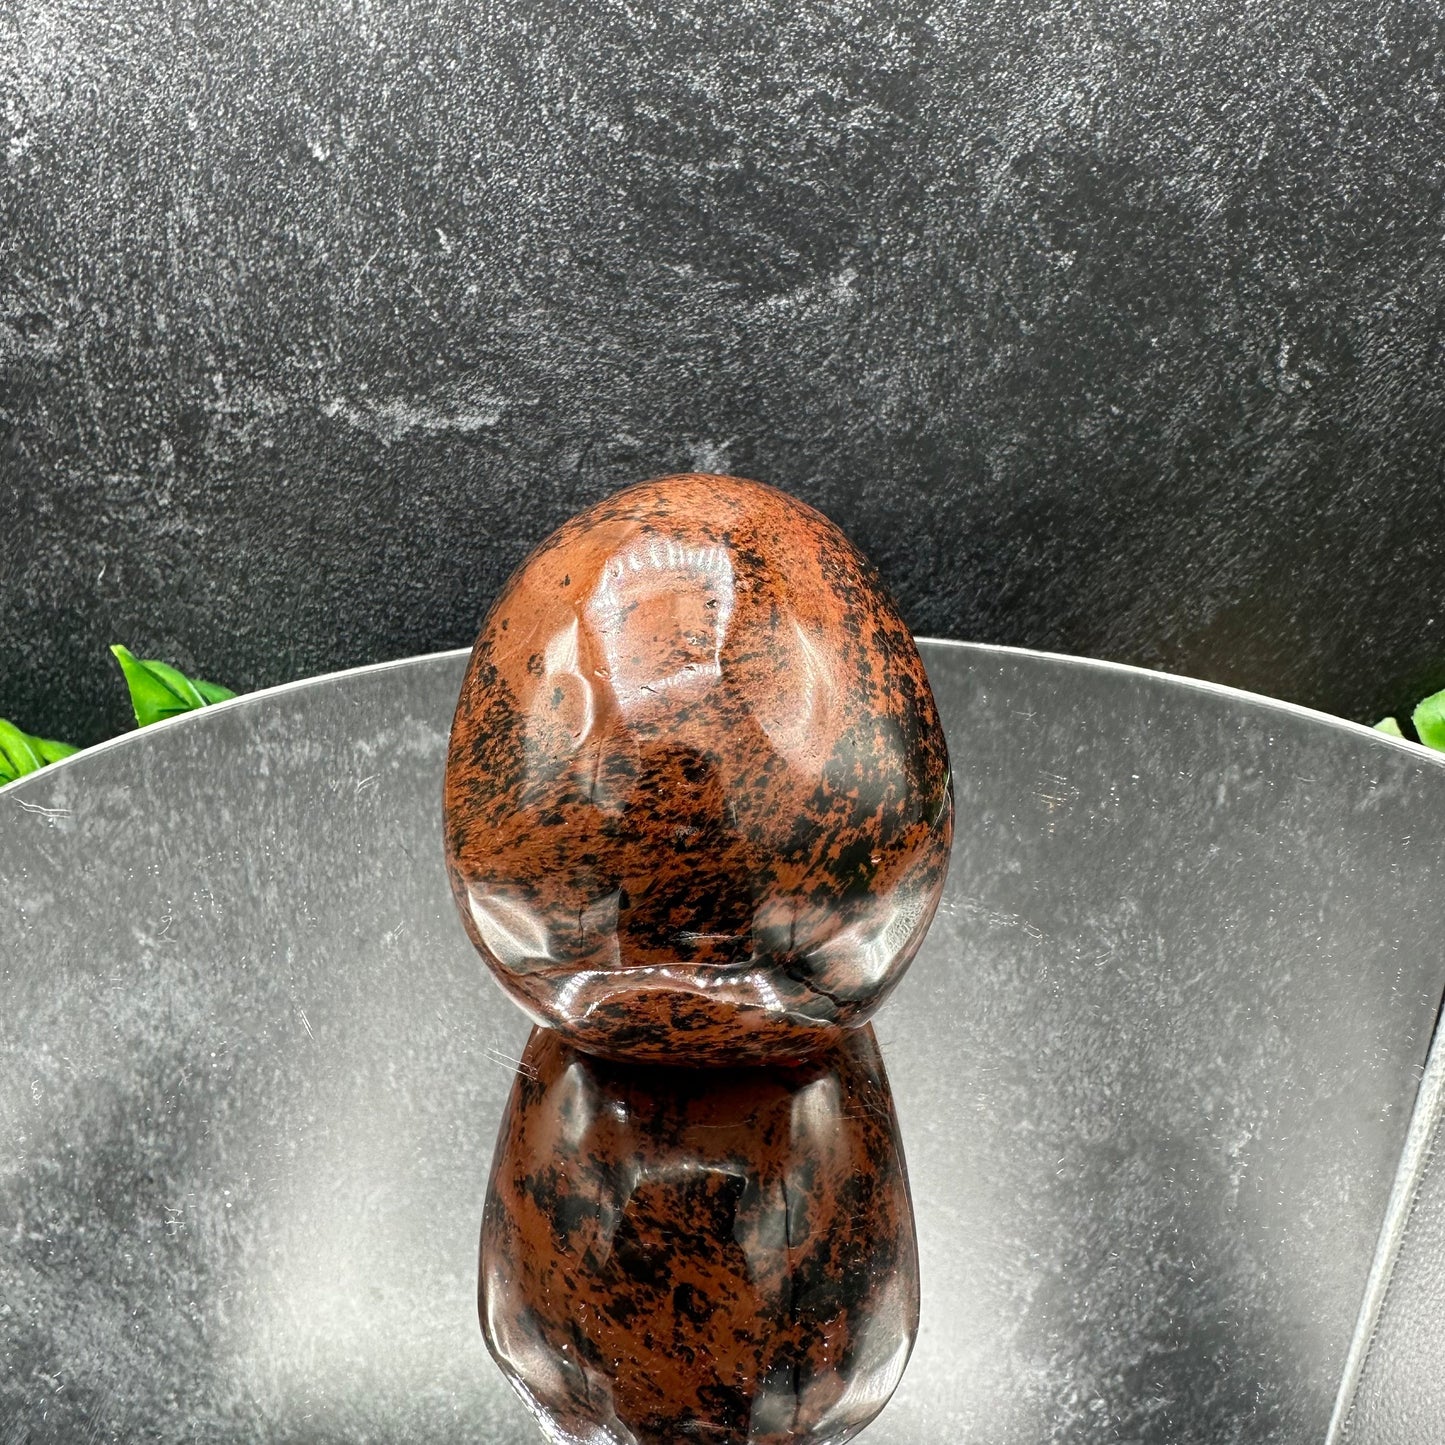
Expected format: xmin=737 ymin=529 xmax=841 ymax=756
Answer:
xmin=5 ymin=637 xmax=1441 ymax=805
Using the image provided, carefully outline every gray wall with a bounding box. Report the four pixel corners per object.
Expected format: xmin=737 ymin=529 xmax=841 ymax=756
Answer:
xmin=4 ymin=0 xmax=1445 ymax=747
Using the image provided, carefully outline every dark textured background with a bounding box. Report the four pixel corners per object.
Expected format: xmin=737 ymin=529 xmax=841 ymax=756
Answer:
xmin=4 ymin=0 xmax=1445 ymax=747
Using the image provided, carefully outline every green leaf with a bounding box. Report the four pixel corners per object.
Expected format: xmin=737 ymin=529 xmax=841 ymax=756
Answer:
xmin=1411 ymin=687 xmax=1445 ymax=753
xmin=0 ymin=718 xmax=78 ymax=784
xmin=194 ymin=678 xmax=237 ymax=705
xmin=1373 ymin=717 xmax=1405 ymax=737
xmin=111 ymin=645 xmax=236 ymax=728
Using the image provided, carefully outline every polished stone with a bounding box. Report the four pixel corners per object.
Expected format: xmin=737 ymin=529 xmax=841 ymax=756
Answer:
xmin=445 ymin=475 xmax=953 ymax=1064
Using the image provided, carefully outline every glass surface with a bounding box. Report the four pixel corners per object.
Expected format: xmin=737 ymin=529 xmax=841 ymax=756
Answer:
xmin=3 ymin=641 xmax=1445 ymax=1442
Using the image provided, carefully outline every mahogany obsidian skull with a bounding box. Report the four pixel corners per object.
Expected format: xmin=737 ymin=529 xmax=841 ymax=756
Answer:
xmin=443 ymin=474 xmax=953 ymax=1064
xmin=479 ymin=1025 xmax=919 ymax=1445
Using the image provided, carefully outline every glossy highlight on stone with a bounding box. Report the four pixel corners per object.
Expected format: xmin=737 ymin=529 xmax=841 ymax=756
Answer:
xmin=479 ymin=1025 xmax=918 ymax=1445
xmin=444 ymin=474 xmax=954 ymax=1064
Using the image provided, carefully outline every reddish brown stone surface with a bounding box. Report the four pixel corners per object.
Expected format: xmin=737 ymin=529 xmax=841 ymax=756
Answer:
xmin=479 ymin=1025 xmax=919 ymax=1445
xmin=444 ymin=474 xmax=953 ymax=1064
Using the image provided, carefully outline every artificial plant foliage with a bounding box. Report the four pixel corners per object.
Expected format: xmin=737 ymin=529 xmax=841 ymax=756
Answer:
xmin=1374 ymin=685 xmax=1445 ymax=752
xmin=1412 ymin=687 xmax=1445 ymax=752
xmin=0 ymin=719 xmax=78 ymax=785
xmin=110 ymin=645 xmax=236 ymax=728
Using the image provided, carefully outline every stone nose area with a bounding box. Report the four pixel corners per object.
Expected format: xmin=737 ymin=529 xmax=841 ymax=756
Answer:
xmin=443 ymin=474 xmax=954 ymax=1064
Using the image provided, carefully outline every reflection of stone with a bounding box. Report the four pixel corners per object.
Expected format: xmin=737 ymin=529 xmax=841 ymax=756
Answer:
xmin=480 ymin=1025 xmax=918 ymax=1445
xmin=445 ymin=474 xmax=954 ymax=1065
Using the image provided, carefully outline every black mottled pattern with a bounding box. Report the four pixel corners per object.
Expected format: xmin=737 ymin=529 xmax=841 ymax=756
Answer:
xmin=479 ymin=1025 xmax=919 ymax=1445
xmin=443 ymin=475 xmax=954 ymax=1065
